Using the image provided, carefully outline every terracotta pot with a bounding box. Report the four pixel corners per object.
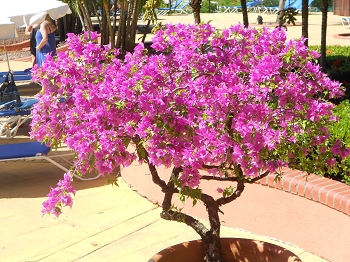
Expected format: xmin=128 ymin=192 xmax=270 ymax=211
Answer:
xmin=148 ymin=238 xmax=302 ymax=262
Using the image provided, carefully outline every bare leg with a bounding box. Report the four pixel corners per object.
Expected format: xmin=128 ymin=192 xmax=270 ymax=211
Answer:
xmin=30 ymin=54 xmax=36 ymax=84
xmin=31 ymin=54 xmax=36 ymax=68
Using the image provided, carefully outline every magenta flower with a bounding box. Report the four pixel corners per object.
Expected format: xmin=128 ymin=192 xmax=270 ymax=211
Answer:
xmin=31 ymin=23 xmax=347 ymax=217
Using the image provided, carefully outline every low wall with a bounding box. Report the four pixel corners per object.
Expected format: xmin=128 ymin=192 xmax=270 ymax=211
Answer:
xmin=122 ymin=164 xmax=350 ymax=262
xmin=0 ymin=40 xmax=30 ymax=52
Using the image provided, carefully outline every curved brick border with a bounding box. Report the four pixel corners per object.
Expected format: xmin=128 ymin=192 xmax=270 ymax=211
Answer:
xmin=256 ymin=167 xmax=350 ymax=216
xmin=333 ymin=33 xmax=350 ymax=40
xmin=0 ymin=40 xmax=30 ymax=52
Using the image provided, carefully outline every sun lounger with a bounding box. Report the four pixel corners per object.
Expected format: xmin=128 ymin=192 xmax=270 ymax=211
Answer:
xmin=0 ymin=99 xmax=37 ymax=139
xmin=172 ymin=1 xmax=191 ymax=14
xmin=219 ymin=0 xmax=263 ymax=13
xmin=0 ymin=141 xmax=101 ymax=181
xmin=341 ymin=17 xmax=350 ymax=28
xmin=156 ymin=0 xmax=183 ymax=15
xmin=0 ymin=68 xmax=32 ymax=83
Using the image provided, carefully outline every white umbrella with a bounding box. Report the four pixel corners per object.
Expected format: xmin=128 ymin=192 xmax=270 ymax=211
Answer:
xmin=0 ymin=0 xmax=72 ymax=72
xmin=2 ymin=0 xmax=72 ymax=27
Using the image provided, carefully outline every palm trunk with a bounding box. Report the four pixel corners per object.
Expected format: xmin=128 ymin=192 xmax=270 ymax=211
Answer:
xmin=79 ymin=0 xmax=94 ymax=31
xmin=128 ymin=0 xmax=142 ymax=51
xmin=100 ymin=0 xmax=109 ymax=45
xmin=240 ymin=0 xmax=249 ymax=27
xmin=102 ymin=0 xmax=114 ymax=46
xmin=116 ymin=0 xmax=128 ymax=52
xmin=91 ymin=0 xmax=102 ymax=31
xmin=301 ymin=0 xmax=309 ymax=46
xmin=277 ymin=0 xmax=286 ymax=27
xmin=190 ymin=0 xmax=202 ymax=24
xmin=320 ymin=0 xmax=328 ymax=70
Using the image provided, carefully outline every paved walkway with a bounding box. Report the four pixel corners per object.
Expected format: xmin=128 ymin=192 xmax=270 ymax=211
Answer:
xmin=145 ymin=12 xmax=350 ymax=46
xmin=1 ymin=11 xmax=348 ymax=260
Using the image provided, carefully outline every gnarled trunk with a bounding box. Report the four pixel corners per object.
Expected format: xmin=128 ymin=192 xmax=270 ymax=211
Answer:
xmin=132 ymin=136 xmax=270 ymax=262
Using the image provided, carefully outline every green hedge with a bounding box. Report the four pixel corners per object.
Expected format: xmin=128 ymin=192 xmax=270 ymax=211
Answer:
xmin=309 ymin=45 xmax=350 ymax=103
xmin=324 ymin=100 xmax=350 ymax=185
xmin=292 ymin=46 xmax=350 ymax=185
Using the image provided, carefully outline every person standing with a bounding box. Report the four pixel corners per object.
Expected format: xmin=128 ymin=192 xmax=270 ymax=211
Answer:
xmin=35 ymin=14 xmax=57 ymax=67
xmin=25 ymin=23 xmax=39 ymax=68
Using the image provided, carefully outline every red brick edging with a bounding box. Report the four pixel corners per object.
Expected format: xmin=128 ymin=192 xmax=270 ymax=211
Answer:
xmin=333 ymin=33 xmax=350 ymax=40
xmin=256 ymin=167 xmax=350 ymax=216
xmin=0 ymin=40 xmax=30 ymax=52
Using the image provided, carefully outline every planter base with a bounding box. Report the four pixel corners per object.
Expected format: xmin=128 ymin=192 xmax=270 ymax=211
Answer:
xmin=149 ymin=238 xmax=301 ymax=262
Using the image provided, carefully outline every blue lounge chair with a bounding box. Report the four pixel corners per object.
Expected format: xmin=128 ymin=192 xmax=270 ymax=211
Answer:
xmin=0 ymin=99 xmax=37 ymax=139
xmin=341 ymin=17 xmax=350 ymax=28
xmin=219 ymin=0 xmax=263 ymax=13
xmin=265 ymin=0 xmax=313 ymax=14
xmin=172 ymin=1 xmax=191 ymax=14
xmin=156 ymin=0 xmax=183 ymax=15
xmin=264 ymin=0 xmax=296 ymax=14
xmin=289 ymin=0 xmax=314 ymax=13
xmin=0 ymin=141 xmax=101 ymax=181
xmin=0 ymin=68 xmax=32 ymax=83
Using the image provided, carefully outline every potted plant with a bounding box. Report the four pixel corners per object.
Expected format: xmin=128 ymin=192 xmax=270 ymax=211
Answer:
xmin=30 ymin=23 xmax=349 ymax=262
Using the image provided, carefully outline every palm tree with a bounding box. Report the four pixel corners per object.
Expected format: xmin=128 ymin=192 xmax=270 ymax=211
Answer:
xmin=301 ymin=0 xmax=309 ymax=46
xmin=277 ymin=0 xmax=286 ymax=26
xmin=58 ymin=0 xmax=85 ymax=41
xmin=320 ymin=0 xmax=328 ymax=69
xmin=190 ymin=0 xmax=202 ymax=23
xmin=241 ymin=0 xmax=249 ymax=27
xmin=78 ymin=0 xmax=94 ymax=31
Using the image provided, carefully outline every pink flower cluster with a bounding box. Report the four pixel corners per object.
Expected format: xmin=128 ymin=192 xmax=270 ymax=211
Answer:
xmin=31 ymin=24 xmax=347 ymax=216
xmin=41 ymin=173 xmax=76 ymax=217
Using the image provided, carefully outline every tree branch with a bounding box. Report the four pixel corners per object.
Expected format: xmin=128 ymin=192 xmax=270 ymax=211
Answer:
xmin=245 ymin=170 xmax=270 ymax=183
xmin=132 ymin=136 xmax=176 ymax=193
xmin=161 ymin=210 xmax=209 ymax=239
xmin=215 ymin=170 xmax=270 ymax=206
xmin=200 ymin=175 xmax=239 ymax=182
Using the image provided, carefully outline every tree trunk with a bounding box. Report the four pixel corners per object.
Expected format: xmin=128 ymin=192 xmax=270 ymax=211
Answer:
xmin=57 ymin=18 xmax=66 ymax=42
xmin=240 ymin=0 xmax=249 ymax=27
xmin=320 ymin=0 xmax=328 ymax=70
xmin=301 ymin=0 xmax=309 ymax=46
xmin=190 ymin=0 xmax=202 ymax=24
xmin=132 ymin=134 xmax=270 ymax=262
xmin=201 ymin=195 xmax=223 ymax=262
xmin=110 ymin=0 xmax=118 ymax=49
xmin=117 ymin=0 xmax=128 ymax=52
xmin=128 ymin=0 xmax=142 ymax=52
xmin=79 ymin=0 xmax=94 ymax=31
xmin=277 ymin=0 xmax=286 ymax=27
xmin=91 ymin=0 xmax=102 ymax=31
xmin=101 ymin=0 xmax=110 ymax=45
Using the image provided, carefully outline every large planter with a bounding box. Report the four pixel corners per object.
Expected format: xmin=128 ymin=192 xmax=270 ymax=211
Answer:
xmin=148 ymin=238 xmax=301 ymax=262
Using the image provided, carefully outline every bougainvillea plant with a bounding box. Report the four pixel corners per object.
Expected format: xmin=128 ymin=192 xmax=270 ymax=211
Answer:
xmin=30 ymin=24 xmax=349 ymax=262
